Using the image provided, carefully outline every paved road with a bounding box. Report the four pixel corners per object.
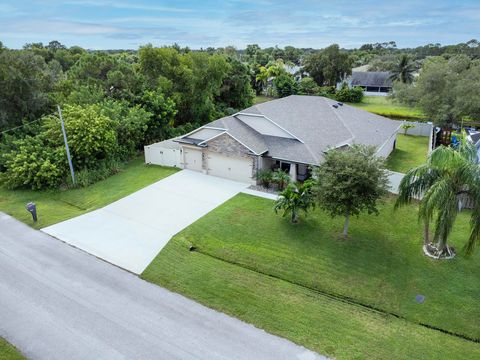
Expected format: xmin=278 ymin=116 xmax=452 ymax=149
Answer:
xmin=42 ymin=170 xmax=249 ymax=274
xmin=0 ymin=213 xmax=324 ymax=360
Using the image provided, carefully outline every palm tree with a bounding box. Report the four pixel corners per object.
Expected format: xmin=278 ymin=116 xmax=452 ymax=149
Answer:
xmin=255 ymin=66 xmax=270 ymax=94
xmin=274 ymin=181 xmax=316 ymax=223
xmin=389 ymin=54 xmax=415 ymax=84
xmin=395 ymin=137 xmax=480 ymax=258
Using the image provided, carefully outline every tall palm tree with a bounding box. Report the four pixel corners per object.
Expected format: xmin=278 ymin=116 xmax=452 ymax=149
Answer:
xmin=274 ymin=180 xmax=316 ymax=223
xmin=389 ymin=54 xmax=415 ymax=83
xmin=395 ymin=137 xmax=480 ymax=258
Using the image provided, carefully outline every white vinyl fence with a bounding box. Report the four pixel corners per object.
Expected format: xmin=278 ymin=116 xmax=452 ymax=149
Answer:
xmin=398 ymin=121 xmax=434 ymax=153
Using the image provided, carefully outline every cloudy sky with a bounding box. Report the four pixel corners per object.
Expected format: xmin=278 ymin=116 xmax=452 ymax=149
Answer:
xmin=1 ymin=0 xmax=478 ymax=49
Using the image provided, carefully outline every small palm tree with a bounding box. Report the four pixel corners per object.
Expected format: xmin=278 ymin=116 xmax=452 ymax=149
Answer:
xmin=274 ymin=181 xmax=316 ymax=223
xmin=390 ymin=54 xmax=415 ymax=84
xmin=395 ymin=137 xmax=480 ymax=258
xmin=272 ymin=169 xmax=290 ymax=191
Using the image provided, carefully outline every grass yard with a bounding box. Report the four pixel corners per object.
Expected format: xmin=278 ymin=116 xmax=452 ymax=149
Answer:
xmin=142 ymin=194 xmax=480 ymax=359
xmin=0 ymin=157 xmax=178 ymax=229
xmin=253 ymin=95 xmax=275 ymax=104
xmin=386 ymin=134 xmax=430 ymax=173
xmin=0 ymin=338 xmax=25 ymax=360
xmin=349 ymin=96 xmax=425 ymax=120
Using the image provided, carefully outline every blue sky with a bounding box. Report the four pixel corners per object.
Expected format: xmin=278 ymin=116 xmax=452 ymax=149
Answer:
xmin=0 ymin=0 xmax=478 ymax=49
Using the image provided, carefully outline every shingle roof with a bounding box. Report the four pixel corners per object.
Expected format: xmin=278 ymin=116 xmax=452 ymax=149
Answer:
xmin=351 ymin=71 xmax=393 ymax=87
xmin=469 ymin=132 xmax=480 ymax=147
xmin=208 ymin=115 xmax=268 ymax=154
xmin=185 ymin=95 xmax=401 ymax=165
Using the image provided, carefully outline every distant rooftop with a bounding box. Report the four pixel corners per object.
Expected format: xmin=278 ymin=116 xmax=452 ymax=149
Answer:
xmin=351 ymin=71 xmax=393 ymax=87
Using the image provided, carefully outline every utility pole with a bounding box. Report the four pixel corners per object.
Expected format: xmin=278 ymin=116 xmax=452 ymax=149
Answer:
xmin=57 ymin=105 xmax=76 ymax=185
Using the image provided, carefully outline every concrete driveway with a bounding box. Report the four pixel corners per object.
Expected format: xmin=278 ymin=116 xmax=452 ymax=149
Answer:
xmin=0 ymin=213 xmax=325 ymax=360
xmin=42 ymin=170 xmax=249 ymax=274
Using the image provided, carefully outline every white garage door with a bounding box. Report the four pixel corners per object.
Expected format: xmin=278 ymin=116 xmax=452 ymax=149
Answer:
xmin=207 ymin=152 xmax=253 ymax=184
xmin=184 ymin=148 xmax=203 ymax=171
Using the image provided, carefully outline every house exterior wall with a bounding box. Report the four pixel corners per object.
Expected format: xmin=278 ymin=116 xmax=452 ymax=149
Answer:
xmin=376 ymin=132 xmax=397 ymax=158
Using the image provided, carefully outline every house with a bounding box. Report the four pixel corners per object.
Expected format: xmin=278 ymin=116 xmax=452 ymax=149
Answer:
xmin=284 ymin=64 xmax=308 ymax=82
xmin=145 ymin=95 xmax=401 ymax=184
xmin=339 ymin=71 xmax=393 ymax=96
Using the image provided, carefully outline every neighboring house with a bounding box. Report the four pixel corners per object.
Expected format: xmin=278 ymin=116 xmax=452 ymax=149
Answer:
xmin=338 ymin=71 xmax=393 ymax=96
xmin=284 ymin=64 xmax=308 ymax=82
xmin=145 ymin=95 xmax=401 ymax=185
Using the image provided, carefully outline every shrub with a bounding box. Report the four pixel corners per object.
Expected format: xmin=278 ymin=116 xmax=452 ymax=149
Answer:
xmin=257 ymin=169 xmax=273 ymax=188
xmin=1 ymin=104 xmax=121 ymax=190
xmin=273 ymin=74 xmax=299 ymax=98
xmin=0 ymin=135 xmax=66 ymax=189
xmin=43 ymin=104 xmax=118 ymax=169
xmin=272 ymin=169 xmax=291 ymax=191
xmin=71 ymin=159 xmax=124 ymax=188
xmin=335 ymin=85 xmax=364 ymax=103
xmin=298 ymin=77 xmax=318 ymax=95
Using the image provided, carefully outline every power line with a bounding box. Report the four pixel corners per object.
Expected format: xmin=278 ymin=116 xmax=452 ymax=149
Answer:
xmin=0 ymin=117 xmax=45 ymax=135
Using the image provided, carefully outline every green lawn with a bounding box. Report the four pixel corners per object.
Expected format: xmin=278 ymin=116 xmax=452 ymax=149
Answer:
xmin=253 ymin=95 xmax=275 ymax=104
xmin=142 ymin=194 xmax=480 ymax=359
xmin=349 ymin=96 xmax=425 ymax=120
xmin=386 ymin=134 xmax=430 ymax=173
xmin=0 ymin=338 xmax=25 ymax=360
xmin=0 ymin=157 xmax=178 ymax=229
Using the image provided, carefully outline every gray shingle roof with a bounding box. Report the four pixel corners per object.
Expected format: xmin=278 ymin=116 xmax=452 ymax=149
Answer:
xmin=208 ymin=115 xmax=268 ymax=154
xmin=351 ymin=71 xmax=393 ymax=87
xmin=188 ymin=95 xmax=401 ymax=165
xmin=470 ymin=132 xmax=480 ymax=145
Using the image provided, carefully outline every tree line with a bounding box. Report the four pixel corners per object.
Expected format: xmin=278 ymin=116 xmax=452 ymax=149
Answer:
xmin=1 ymin=39 xmax=479 ymax=190
xmin=0 ymin=41 xmax=254 ymax=189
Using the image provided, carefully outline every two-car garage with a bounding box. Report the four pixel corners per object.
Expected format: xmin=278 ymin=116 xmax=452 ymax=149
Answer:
xmin=205 ymin=152 xmax=253 ymax=184
xmin=183 ymin=147 xmax=253 ymax=184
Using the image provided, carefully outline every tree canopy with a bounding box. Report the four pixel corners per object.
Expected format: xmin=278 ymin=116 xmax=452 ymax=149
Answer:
xmin=393 ymin=55 xmax=480 ymax=126
xmin=314 ymin=145 xmax=389 ymax=236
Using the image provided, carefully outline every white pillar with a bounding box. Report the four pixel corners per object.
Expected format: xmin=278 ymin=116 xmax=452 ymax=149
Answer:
xmin=289 ymin=163 xmax=297 ymax=182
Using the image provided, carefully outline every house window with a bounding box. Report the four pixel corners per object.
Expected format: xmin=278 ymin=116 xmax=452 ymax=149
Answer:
xmin=280 ymin=162 xmax=291 ymax=172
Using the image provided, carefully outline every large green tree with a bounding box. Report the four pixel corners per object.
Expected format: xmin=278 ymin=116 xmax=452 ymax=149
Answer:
xmin=138 ymin=45 xmax=230 ymax=125
xmin=393 ymin=55 xmax=480 ymax=126
xmin=0 ymin=50 xmax=56 ymax=130
xmin=314 ymin=145 xmax=389 ymax=236
xmin=395 ymin=138 xmax=480 ymax=258
xmin=304 ymin=44 xmax=352 ymax=86
xmin=216 ymin=58 xmax=254 ymax=111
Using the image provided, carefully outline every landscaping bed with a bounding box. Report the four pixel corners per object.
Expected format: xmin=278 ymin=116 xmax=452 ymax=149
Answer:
xmin=142 ymin=193 xmax=480 ymax=359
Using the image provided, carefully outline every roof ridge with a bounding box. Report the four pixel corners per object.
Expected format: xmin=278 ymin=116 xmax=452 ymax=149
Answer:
xmin=323 ymin=97 xmax=356 ymax=147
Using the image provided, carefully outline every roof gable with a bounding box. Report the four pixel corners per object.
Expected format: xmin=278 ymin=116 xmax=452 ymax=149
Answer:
xmin=235 ymin=113 xmax=300 ymax=140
